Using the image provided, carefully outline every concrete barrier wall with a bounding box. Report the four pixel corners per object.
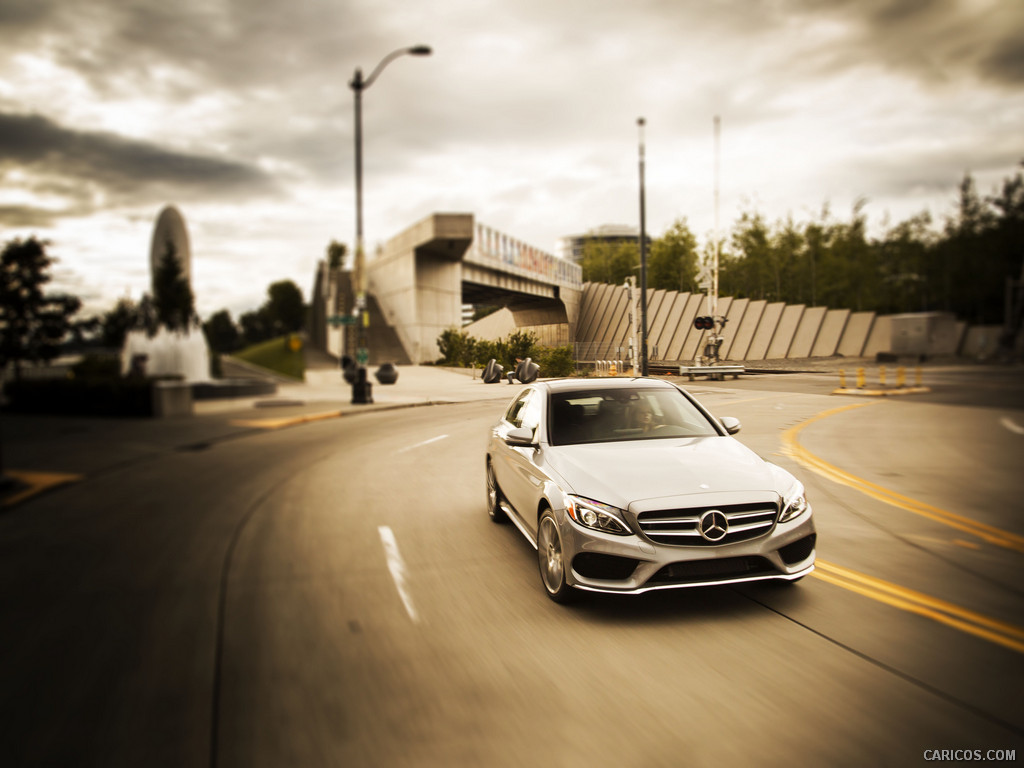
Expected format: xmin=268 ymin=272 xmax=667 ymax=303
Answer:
xmin=746 ymin=302 xmax=785 ymax=360
xmin=862 ymin=315 xmax=892 ymax=357
xmin=653 ymin=293 xmax=689 ymax=359
xmin=767 ymin=304 xmax=805 ymax=359
xmin=789 ymin=306 xmax=827 ymax=359
xmin=646 ymin=290 xmax=670 ymax=356
xmin=728 ymin=299 xmax=765 ymax=360
xmin=607 ymin=290 xmax=632 ymax=348
xmin=574 ymin=282 xmax=992 ymax=362
xmin=719 ymin=298 xmax=749 ymax=360
xmin=578 ymin=283 xmax=609 ymax=341
xmin=591 ymin=285 xmax=622 ymax=345
xmin=837 ymin=312 xmax=874 ymax=357
xmin=812 ymin=309 xmax=850 ymax=357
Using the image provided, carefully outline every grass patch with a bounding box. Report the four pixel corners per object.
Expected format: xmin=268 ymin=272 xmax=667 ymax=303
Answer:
xmin=235 ymin=335 xmax=306 ymax=380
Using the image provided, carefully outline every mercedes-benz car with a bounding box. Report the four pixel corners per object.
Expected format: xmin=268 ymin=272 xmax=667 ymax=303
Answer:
xmin=485 ymin=377 xmax=816 ymax=602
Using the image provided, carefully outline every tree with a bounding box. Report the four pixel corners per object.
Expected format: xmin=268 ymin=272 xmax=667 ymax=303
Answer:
xmin=264 ymin=280 xmax=306 ymax=335
xmin=648 ymin=219 xmax=699 ymax=292
xmin=238 ymin=280 xmax=307 ymax=347
xmin=877 ymin=213 xmax=933 ymax=314
xmin=0 ymin=237 xmax=82 ymax=380
xmin=239 ymin=307 xmax=274 ymax=346
xmin=721 ymin=211 xmax=773 ymax=299
xmin=327 ymin=240 xmax=347 ymax=270
xmin=580 ymin=237 xmax=639 ymax=285
xmin=152 ymin=240 xmax=195 ymax=331
xmin=203 ymin=309 xmax=241 ymax=353
xmin=99 ymin=297 xmax=141 ymax=348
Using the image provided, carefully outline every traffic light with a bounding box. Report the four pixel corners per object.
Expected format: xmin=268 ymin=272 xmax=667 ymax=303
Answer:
xmin=693 ymin=315 xmax=714 ymax=330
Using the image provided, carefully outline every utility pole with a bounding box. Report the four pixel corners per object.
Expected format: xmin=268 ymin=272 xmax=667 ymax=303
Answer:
xmin=638 ymin=117 xmax=648 ymax=376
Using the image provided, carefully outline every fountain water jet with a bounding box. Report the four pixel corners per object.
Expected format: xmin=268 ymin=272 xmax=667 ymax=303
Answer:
xmin=121 ymin=327 xmax=211 ymax=382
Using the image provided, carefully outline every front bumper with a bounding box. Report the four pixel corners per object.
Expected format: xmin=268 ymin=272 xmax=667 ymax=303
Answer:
xmin=557 ymin=507 xmax=817 ymax=595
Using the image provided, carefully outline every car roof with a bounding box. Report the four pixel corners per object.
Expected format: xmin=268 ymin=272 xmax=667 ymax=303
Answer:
xmin=537 ymin=377 xmax=678 ymax=393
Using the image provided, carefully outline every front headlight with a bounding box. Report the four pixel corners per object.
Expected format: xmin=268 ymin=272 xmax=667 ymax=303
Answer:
xmin=779 ymin=484 xmax=811 ymax=523
xmin=565 ymin=495 xmax=631 ymax=536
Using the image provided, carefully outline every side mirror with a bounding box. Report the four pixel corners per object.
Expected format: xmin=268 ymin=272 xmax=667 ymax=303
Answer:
xmin=719 ymin=416 xmax=741 ymax=435
xmin=505 ymin=426 xmax=536 ymax=447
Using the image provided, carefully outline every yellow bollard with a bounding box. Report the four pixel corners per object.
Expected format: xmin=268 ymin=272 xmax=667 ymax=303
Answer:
xmin=856 ymin=367 xmax=865 ymax=389
xmin=879 ymin=366 xmax=887 ymax=387
xmin=897 ymin=367 xmax=906 ymax=388
xmin=609 ymin=362 xmax=617 ymax=376
xmin=916 ymin=366 xmax=923 ymax=387
xmin=839 ymin=369 xmax=847 ymax=388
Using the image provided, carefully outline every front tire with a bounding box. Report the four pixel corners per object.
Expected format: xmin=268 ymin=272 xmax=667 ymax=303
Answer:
xmin=486 ymin=460 xmax=508 ymax=523
xmin=537 ymin=509 xmax=575 ymax=603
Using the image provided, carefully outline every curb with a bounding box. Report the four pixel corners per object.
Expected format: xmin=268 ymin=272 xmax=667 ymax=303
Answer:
xmin=832 ymin=386 xmax=932 ymax=397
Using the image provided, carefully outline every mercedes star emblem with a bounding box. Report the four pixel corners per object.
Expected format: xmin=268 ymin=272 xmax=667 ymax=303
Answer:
xmin=699 ymin=509 xmax=729 ymax=542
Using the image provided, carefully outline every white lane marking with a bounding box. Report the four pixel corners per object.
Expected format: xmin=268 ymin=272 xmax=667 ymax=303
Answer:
xmin=378 ymin=526 xmax=420 ymax=623
xmin=398 ymin=434 xmax=449 ymax=453
xmin=1000 ymin=417 xmax=1024 ymax=435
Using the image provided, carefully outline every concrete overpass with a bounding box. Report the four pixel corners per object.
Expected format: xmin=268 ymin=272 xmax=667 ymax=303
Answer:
xmin=312 ymin=213 xmax=582 ymax=365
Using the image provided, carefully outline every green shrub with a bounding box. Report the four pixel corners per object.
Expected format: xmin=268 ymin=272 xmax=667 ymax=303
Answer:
xmin=71 ymin=354 xmax=122 ymax=380
xmin=534 ymin=345 xmax=576 ymax=377
xmin=437 ymin=328 xmax=476 ymax=367
xmin=439 ymin=328 xmax=577 ymax=377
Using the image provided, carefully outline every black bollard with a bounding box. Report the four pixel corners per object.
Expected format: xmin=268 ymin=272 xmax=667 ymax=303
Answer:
xmin=375 ymin=362 xmax=399 ymax=385
xmin=351 ymin=365 xmax=373 ymax=404
xmin=341 ymin=355 xmax=358 ymax=385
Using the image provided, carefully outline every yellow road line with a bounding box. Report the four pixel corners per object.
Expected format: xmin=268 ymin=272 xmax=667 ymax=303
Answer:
xmin=814 ymin=560 xmax=1024 ymax=654
xmin=2 ymin=470 xmax=84 ymax=507
xmin=782 ymin=403 xmax=1024 ymax=554
xmin=230 ymin=410 xmax=344 ymax=429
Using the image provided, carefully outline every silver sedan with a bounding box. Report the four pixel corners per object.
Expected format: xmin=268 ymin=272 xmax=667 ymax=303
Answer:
xmin=485 ymin=377 xmax=816 ymax=602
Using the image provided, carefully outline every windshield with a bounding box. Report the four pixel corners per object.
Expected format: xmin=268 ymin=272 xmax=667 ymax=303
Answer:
xmin=548 ymin=387 xmax=720 ymax=446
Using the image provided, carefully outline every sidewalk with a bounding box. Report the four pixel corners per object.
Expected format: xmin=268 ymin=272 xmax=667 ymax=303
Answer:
xmin=0 ymin=365 xmax=524 ymax=507
xmin=195 ymin=364 xmax=518 ymax=416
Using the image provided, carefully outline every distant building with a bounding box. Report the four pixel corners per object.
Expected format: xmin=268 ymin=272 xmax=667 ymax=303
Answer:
xmin=557 ymin=224 xmax=651 ymax=265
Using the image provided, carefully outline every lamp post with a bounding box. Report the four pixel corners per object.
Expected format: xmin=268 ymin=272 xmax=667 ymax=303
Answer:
xmin=349 ymin=44 xmax=431 ymax=368
xmin=637 ymin=117 xmax=649 ymax=377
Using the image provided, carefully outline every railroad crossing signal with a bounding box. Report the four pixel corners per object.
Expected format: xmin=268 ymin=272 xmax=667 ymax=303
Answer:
xmin=693 ymin=315 xmax=714 ymax=330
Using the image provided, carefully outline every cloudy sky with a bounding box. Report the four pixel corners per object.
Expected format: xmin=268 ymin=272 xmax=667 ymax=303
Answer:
xmin=1 ymin=0 xmax=1022 ymax=318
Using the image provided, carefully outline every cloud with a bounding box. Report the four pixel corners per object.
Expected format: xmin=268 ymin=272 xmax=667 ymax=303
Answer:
xmin=0 ymin=205 xmax=58 ymax=228
xmin=1 ymin=0 xmax=1021 ymax=318
xmin=0 ymin=112 xmax=280 ymax=224
xmin=789 ymin=0 xmax=1024 ymax=87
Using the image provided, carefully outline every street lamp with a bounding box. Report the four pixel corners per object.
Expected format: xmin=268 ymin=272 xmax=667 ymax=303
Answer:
xmin=637 ymin=117 xmax=649 ymax=377
xmin=349 ymin=44 xmax=432 ymax=368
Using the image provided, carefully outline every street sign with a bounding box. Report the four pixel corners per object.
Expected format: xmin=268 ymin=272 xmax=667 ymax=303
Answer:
xmin=328 ymin=314 xmax=357 ymax=327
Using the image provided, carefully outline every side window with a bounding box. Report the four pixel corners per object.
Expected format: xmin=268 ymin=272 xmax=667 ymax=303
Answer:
xmin=505 ymin=391 xmax=532 ymax=427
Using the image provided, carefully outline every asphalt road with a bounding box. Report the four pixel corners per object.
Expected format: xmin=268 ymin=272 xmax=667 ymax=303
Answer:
xmin=1 ymin=369 xmax=1022 ymax=767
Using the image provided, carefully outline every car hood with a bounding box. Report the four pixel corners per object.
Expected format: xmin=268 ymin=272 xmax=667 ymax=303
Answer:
xmin=544 ymin=437 xmax=780 ymax=509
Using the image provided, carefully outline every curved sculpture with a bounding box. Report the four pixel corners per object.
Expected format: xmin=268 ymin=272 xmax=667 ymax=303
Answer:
xmin=149 ymin=205 xmax=192 ymax=292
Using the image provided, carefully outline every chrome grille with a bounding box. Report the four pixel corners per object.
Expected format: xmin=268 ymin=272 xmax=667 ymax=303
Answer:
xmin=636 ymin=502 xmax=779 ymax=546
